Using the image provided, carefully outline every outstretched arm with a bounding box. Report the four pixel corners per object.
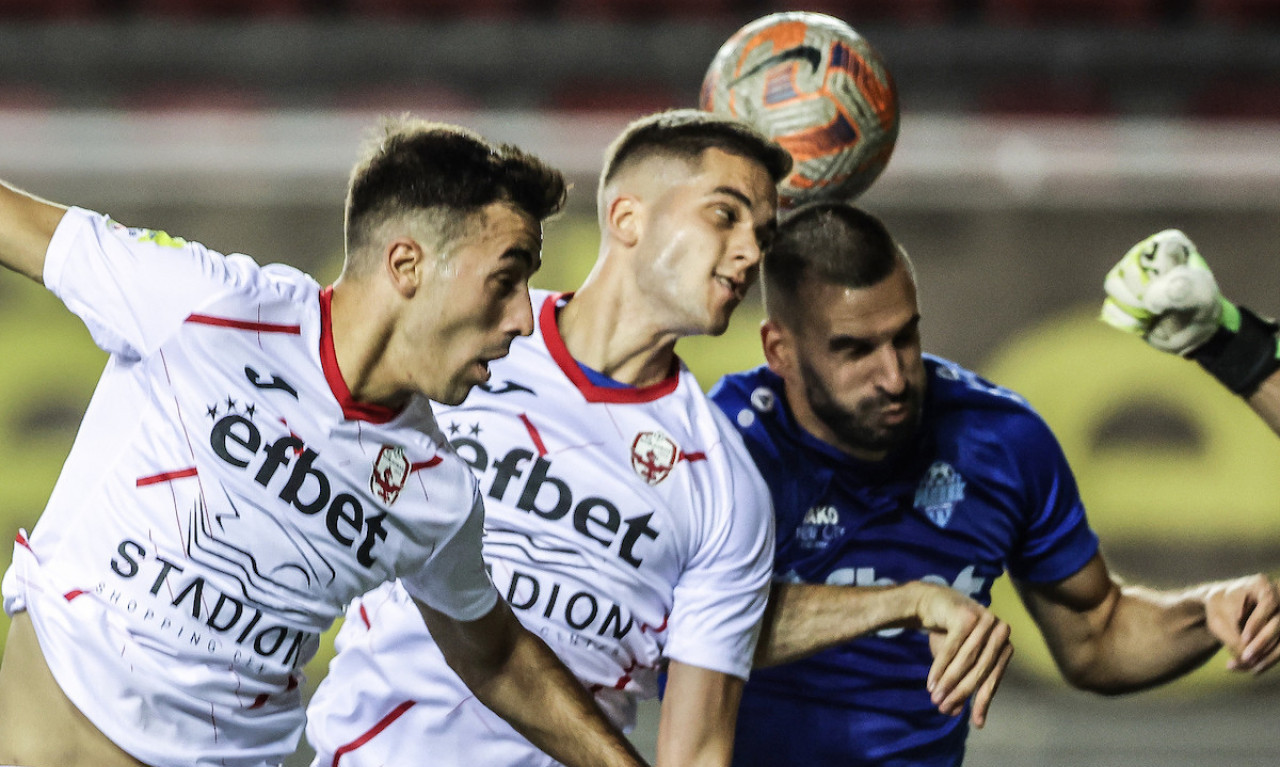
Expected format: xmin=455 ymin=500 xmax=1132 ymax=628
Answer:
xmin=756 ymin=580 xmax=1013 ymax=727
xmin=1246 ymin=371 xmax=1280 ymax=435
xmin=418 ymin=597 xmax=648 ymax=767
xmin=0 ymin=180 xmax=66 ymax=284
xmin=1102 ymin=228 xmax=1280 ymax=435
xmin=1019 ymin=552 xmax=1280 ymax=694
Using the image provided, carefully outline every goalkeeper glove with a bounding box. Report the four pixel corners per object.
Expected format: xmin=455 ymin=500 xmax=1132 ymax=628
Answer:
xmin=1101 ymin=229 xmax=1280 ymax=397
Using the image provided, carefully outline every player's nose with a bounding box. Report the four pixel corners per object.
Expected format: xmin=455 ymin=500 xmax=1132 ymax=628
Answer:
xmin=504 ymin=288 xmax=535 ymax=337
xmin=873 ymin=345 xmax=907 ymax=394
xmin=731 ymin=224 xmax=764 ymax=269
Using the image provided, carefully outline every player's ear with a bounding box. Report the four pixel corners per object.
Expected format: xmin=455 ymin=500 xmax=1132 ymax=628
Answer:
xmin=605 ymin=195 xmax=642 ymax=249
xmin=761 ymin=318 xmax=795 ymax=376
xmin=385 ymin=237 xmax=424 ymax=297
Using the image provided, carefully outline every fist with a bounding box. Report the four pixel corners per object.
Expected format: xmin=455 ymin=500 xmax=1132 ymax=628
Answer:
xmin=1101 ymin=229 xmax=1224 ymax=355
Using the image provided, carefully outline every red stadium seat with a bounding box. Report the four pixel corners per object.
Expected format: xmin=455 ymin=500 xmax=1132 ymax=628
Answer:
xmin=1196 ymin=0 xmax=1280 ymax=25
xmin=0 ymin=84 xmax=60 ymax=108
xmin=130 ymin=0 xmax=307 ymax=18
xmin=345 ymin=0 xmax=527 ymax=18
xmin=1187 ymin=77 xmax=1280 ymax=119
xmin=548 ymin=79 xmax=684 ymax=113
xmin=330 ymin=83 xmax=482 ymax=113
xmin=113 ymin=82 xmax=270 ymax=111
xmin=0 ymin=0 xmax=100 ymax=19
xmin=978 ymin=78 xmax=1115 ymax=116
xmin=555 ymin=0 xmax=734 ymax=20
xmin=762 ymin=0 xmax=952 ymax=25
xmin=984 ymin=0 xmax=1157 ymax=25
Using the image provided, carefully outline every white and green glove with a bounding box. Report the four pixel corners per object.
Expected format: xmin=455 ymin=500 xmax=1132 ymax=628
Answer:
xmin=1102 ymin=229 xmax=1280 ymax=397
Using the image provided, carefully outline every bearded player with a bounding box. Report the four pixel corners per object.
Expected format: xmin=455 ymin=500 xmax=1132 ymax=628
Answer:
xmin=306 ymin=110 xmax=1017 ymax=767
xmin=0 ymin=118 xmax=648 ymax=767
xmin=711 ymin=202 xmax=1280 ymax=767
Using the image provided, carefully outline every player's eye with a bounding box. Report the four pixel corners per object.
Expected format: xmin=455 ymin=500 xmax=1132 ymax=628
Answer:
xmin=830 ymin=338 xmax=873 ymax=358
xmin=894 ymin=319 xmax=922 ymax=349
xmin=490 ymin=272 xmax=521 ymax=297
xmin=712 ymin=205 xmax=738 ymax=226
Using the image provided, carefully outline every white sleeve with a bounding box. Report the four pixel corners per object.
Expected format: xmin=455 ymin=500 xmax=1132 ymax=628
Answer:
xmin=399 ymin=490 xmax=501 ymax=622
xmin=43 ymin=207 xmax=264 ymax=360
xmin=663 ymin=442 xmax=776 ymax=681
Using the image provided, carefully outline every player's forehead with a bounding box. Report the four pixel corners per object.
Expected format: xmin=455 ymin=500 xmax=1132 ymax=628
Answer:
xmin=452 ymin=201 xmax=543 ymax=272
xmin=801 ymin=266 xmax=918 ymax=337
xmin=664 ymin=147 xmax=778 ymax=221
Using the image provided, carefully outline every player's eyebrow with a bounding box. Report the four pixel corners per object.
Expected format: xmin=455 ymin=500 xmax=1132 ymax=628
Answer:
xmin=712 ymin=185 xmax=754 ymax=208
xmin=828 ymin=314 xmax=920 ymax=351
xmin=503 ymin=247 xmax=541 ymax=275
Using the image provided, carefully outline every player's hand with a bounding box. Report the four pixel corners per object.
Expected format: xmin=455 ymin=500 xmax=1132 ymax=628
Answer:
xmin=1101 ymin=229 xmax=1227 ymax=355
xmin=915 ymin=584 xmax=1013 ymax=729
xmin=1203 ymin=574 xmax=1280 ymax=675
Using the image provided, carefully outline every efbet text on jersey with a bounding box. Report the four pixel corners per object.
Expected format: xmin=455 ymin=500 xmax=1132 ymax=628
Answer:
xmin=451 ymin=439 xmax=661 ymax=568
xmin=210 ymin=413 xmax=388 ymax=566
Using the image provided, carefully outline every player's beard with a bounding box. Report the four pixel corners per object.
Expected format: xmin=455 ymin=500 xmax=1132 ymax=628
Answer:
xmin=799 ymin=358 xmax=922 ymax=457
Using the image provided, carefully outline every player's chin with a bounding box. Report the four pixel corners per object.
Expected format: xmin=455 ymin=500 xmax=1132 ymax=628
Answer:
xmin=703 ymin=300 xmax=741 ymax=337
xmin=874 ymin=418 xmax=919 ymax=451
xmin=440 ymin=362 xmax=490 ymax=406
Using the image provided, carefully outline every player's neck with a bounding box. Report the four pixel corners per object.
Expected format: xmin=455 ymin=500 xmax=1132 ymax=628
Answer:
xmin=328 ymin=280 xmax=411 ymax=411
xmin=557 ymin=281 xmax=679 ymax=389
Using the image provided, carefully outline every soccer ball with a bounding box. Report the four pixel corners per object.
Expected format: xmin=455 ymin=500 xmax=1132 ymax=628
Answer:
xmin=700 ymin=12 xmax=899 ymax=208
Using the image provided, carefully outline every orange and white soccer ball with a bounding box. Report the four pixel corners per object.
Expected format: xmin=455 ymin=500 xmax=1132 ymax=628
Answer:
xmin=700 ymin=12 xmax=899 ymax=208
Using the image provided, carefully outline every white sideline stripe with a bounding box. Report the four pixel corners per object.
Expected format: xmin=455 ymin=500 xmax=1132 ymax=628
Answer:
xmin=2 ymin=109 xmax=1280 ymax=209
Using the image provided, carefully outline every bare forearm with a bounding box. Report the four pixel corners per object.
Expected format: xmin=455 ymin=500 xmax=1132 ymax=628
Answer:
xmin=463 ymin=629 xmax=646 ymax=767
xmin=0 ymin=180 xmax=65 ymax=284
xmin=655 ymin=662 xmax=742 ymax=767
xmin=1246 ymin=370 xmax=1280 ymax=437
xmin=424 ymin=599 xmax=646 ymax=767
xmin=1051 ymin=584 xmax=1219 ymax=694
xmin=755 ymin=581 xmax=928 ymax=667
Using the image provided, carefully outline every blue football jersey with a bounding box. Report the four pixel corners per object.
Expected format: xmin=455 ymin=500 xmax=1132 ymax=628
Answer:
xmin=710 ymin=356 xmax=1100 ymax=767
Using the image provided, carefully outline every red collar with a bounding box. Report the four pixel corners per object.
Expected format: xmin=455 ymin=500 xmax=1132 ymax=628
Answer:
xmin=319 ymin=286 xmax=400 ymax=424
xmin=539 ymin=292 xmax=681 ymax=404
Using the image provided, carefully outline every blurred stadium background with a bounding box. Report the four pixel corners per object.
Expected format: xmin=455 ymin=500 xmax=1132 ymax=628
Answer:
xmin=2 ymin=1 xmax=1280 ymax=765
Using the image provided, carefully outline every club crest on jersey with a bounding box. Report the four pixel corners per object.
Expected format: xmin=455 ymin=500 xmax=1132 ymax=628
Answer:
xmin=750 ymin=386 xmax=776 ymax=413
xmin=631 ymin=431 xmax=679 ymax=485
xmin=914 ymin=461 xmax=966 ymax=528
xmin=371 ymin=445 xmax=410 ymax=505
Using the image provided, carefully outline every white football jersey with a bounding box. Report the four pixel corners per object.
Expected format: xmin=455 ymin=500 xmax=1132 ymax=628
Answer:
xmin=1 ymin=208 xmax=499 ymax=767
xmin=306 ymin=290 xmax=775 ymax=765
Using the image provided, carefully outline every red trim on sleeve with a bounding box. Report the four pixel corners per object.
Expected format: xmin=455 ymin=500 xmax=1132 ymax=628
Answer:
xmin=410 ymin=456 xmax=444 ymax=473
xmin=136 ymin=467 xmax=199 ymax=487
xmin=319 ymin=286 xmax=400 ymax=424
xmin=539 ymin=293 xmax=681 ymax=404
xmin=185 ymin=314 xmax=301 ymax=334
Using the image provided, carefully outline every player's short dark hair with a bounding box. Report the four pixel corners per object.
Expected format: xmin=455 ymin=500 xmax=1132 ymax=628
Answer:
xmin=344 ymin=116 xmax=567 ymax=273
xmin=763 ymin=201 xmax=910 ymax=328
xmin=599 ymin=109 xmax=792 ymax=199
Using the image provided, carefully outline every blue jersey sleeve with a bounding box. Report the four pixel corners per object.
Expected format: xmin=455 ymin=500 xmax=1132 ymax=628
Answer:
xmin=1001 ymin=407 xmax=1099 ymax=584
